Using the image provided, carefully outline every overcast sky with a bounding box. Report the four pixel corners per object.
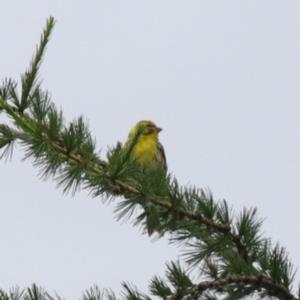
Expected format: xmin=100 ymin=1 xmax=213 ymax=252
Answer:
xmin=1 ymin=1 xmax=300 ymax=299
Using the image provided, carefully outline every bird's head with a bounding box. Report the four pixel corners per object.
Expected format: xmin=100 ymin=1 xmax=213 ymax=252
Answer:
xmin=129 ymin=120 xmax=162 ymax=139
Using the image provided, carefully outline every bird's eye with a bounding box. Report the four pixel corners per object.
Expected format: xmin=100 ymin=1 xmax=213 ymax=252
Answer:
xmin=144 ymin=126 xmax=155 ymax=135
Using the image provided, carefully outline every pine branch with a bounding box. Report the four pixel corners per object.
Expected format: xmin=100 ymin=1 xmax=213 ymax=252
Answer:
xmin=19 ymin=17 xmax=55 ymax=113
xmin=0 ymin=97 xmax=249 ymax=260
xmin=189 ymin=274 xmax=297 ymax=300
xmin=0 ymin=96 xmax=234 ymax=232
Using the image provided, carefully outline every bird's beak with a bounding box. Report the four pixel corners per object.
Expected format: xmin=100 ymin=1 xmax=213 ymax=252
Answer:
xmin=156 ymin=127 xmax=162 ymax=133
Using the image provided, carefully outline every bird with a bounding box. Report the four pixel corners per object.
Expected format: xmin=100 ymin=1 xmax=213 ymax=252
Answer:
xmin=125 ymin=120 xmax=167 ymax=171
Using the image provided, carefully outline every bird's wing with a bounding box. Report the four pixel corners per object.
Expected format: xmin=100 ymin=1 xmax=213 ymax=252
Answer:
xmin=157 ymin=142 xmax=167 ymax=172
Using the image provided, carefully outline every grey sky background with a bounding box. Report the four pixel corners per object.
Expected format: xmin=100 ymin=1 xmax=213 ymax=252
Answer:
xmin=1 ymin=1 xmax=300 ymax=298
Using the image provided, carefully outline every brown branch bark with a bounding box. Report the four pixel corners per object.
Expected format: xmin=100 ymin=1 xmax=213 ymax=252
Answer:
xmin=189 ymin=274 xmax=298 ymax=300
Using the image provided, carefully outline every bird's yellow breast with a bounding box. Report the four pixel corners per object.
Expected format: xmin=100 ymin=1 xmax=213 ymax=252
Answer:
xmin=132 ymin=133 xmax=159 ymax=165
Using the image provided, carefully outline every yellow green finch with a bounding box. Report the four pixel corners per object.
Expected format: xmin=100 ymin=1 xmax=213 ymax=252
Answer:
xmin=125 ymin=120 xmax=167 ymax=171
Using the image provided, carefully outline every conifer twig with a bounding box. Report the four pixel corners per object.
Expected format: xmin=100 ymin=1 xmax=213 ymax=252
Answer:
xmin=189 ymin=274 xmax=298 ymax=300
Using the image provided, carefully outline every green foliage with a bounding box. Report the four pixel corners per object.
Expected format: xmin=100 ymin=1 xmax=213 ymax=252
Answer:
xmin=149 ymin=276 xmax=172 ymax=298
xmin=0 ymin=285 xmax=118 ymax=300
xmin=18 ymin=17 xmax=55 ymax=113
xmin=0 ymin=16 xmax=298 ymax=300
xmin=81 ymin=286 xmax=117 ymax=300
xmin=0 ymin=124 xmax=16 ymax=159
xmin=0 ymin=285 xmax=55 ymax=300
xmin=121 ymin=283 xmax=151 ymax=300
xmin=0 ymin=79 xmax=18 ymax=111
